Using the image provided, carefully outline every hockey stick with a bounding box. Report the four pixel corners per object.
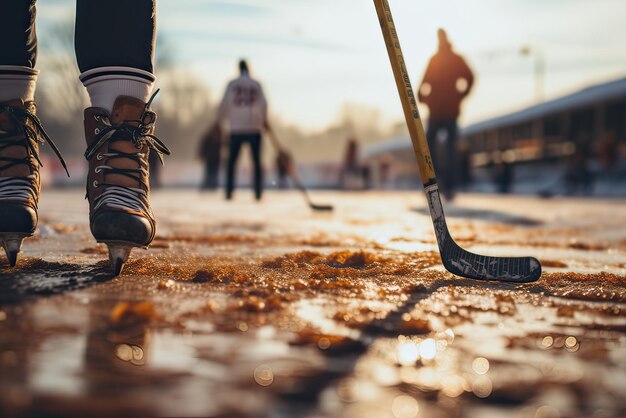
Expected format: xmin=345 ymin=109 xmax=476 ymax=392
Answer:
xmin=266 ymin=128 xmax=334 ymax=212
xmin=373 ymin=0 xmax=541 ymax=282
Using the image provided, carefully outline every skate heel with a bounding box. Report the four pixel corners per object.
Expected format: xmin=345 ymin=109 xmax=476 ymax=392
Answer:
xmin=0 ymin=234 xmax=28 ymax=267
xmin=104 ymin=242 xmax=136 ymax=276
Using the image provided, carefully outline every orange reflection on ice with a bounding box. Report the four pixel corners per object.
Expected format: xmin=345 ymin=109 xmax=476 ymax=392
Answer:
xmin=114 ymin=343 xmax=146 ymax=365
xmin=541 ymin=335 xmax=554 ymax=349
xmin=565 ymin=336 xmax=577 ymax=348
xmin=318 ymin=337 xmax=331 ymax=350
xmin=565 ymin=336 xmax=580 ymax=352
xmin=254 ymin=364 xmax=274 ymax=387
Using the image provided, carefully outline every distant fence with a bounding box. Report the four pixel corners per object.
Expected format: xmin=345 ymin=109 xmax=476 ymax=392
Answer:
xmin=43 ymin=156 xmax=343 ymax=189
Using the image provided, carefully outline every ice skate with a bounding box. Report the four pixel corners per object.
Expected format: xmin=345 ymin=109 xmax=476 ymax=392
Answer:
xmin=0 ymin=99 xmax=68 ymax=267
xmin=83 ymin=93 xmax=170 ymax=276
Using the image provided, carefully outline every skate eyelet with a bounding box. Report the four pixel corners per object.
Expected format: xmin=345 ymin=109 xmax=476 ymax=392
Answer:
xmin=96 ymin=153 xmax=104 ymax=161
xmin=93 ymin=180 xmax=99 ymax=188
xmin=95 ymin=167 xmax=102 ymax=174
xmin=94 ymin=128 xmax=100 ymax=134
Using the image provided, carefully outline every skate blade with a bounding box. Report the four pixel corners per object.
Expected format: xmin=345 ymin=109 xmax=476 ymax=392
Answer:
xmin=105 ymin=242 xmax=135 ymax=276
xmin=0 ymin=234 xmax=28 ymax=267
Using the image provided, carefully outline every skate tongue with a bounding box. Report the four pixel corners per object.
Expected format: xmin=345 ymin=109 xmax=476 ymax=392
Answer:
xmin=107 ymin=96 xmax=151 ymax=189
xmin=0 ymin=99 xmax=34 ymax=178
xmin=111 ymin=96 xmax=147 ymax=126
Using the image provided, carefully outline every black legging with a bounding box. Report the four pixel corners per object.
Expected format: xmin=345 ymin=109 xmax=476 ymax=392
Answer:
xmin=226 ymin=134 xmax=263 ymax=200
xmin=0 ymin=0 xmax=155 ymax=73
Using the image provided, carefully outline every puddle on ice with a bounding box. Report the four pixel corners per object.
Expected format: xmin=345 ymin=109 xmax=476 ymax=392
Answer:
xmin=320 ymin=293 xmax=626 ymax=417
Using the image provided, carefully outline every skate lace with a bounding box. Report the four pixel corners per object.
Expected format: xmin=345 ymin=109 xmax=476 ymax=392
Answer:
xmin=84 ymin=91 xmax=170 ymax=214
xmin=0 ymin=104 xmax=69 ymax=204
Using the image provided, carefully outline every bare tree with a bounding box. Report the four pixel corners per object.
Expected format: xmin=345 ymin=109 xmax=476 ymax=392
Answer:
xmin=154 ymin=70 xmax=214 ymax=161
xmin=36 ymin=20 xmax=88 ymax=159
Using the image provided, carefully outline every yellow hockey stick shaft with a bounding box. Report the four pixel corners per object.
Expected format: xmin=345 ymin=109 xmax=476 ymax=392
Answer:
xmin=373 ymin=0 xmax=437 ymax=186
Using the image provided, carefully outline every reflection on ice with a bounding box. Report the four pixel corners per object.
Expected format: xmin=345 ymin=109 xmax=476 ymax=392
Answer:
xmin=396 ymin=340 xmax=419 ymax=366
xmin=472 ymin=375 xmax=493 ymax=398
xmin=472 ymin=357 xmax=490 ymax=374
xmin=114 ymin=343 xmax=146 ymax=365
xmin=564 ymin=336 xmax=578 ymax=352
xmin=419 ymin=338 xmax=437 ymax=360
xmin=391 ymin=395 xmax=419 ymax=418
xmin=541 ymin=335 xmax=554 ymax=349
xmin=1 ymin=191 xmax=624 ymax=417
xmin=253 ymin=364 xmax=274 ymax=387
xmin=295 ymin=298 xmax=360 ymax=340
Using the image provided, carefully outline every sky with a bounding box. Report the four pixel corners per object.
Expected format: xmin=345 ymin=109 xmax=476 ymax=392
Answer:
xmin=37 ymin=0 xmax=626 ymax=132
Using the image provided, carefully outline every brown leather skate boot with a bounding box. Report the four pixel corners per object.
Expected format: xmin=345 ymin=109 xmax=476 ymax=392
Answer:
xmin=83 ymin=92 xmax=170 ymax=275
xmin=0 ymin=99 xmax=68 ymax=266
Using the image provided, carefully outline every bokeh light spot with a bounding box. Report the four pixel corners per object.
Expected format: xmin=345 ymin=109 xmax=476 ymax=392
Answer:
xmin=541 ymin=336 xmax=554 ymax=349
xmin=391 ymin=395 xmax=419 ymax=418
xmin=419 ymin=338 xmax=437 ymax=360
xmin=397 ymin=341 xmax=420 ymax=366
xmin=318 ymin=337 xmax=331 ymax=350
xmin=472 ymin=376 xmax=493 ymax=398
xmin=115 ymin=344 xmax=133 ymax=362
xmin=565 ymin=336 xmax=577 ymax=348
xmin=254 ymin=365 xmax=274 ymax=387
xmin=472 ymin=357 xmax=490 ymax=375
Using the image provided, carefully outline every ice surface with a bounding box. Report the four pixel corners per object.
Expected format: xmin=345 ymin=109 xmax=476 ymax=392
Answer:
xmin=0 ymin=190 xmax=624 ymax=417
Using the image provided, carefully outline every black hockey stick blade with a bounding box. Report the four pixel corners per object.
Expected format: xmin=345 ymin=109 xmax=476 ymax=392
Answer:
xmin=440 ymin=231 xmax=541 ymax=282
xmin=302 ymin=188 xmax=334 ymax=212
xmin=426 ymin=185 xmax=541 ymax=282
xmin=308 ymin=202 xmax=334 ymax=212
xmin=290 ymin=171 xmax=334 ymax=212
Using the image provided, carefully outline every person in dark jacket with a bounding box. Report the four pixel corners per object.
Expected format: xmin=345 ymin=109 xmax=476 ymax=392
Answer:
xmin=418 ymin=28 xmax=474 ymax=200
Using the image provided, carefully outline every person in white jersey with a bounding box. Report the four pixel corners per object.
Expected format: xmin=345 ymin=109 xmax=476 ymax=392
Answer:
xmin=218 ymin=59 xmax=269 ymax=201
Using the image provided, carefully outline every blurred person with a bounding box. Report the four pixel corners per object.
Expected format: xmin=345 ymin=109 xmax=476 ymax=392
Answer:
xmin=418 ymin=28 xmax=474 ymax=201
xmin=218 ymin=59 xmax=269 ymax=201
xmin=493 ymin=151 xmax=515 ymax=194
xmin=362 ymin=164 xmax=372 ymax=189
xmin=379 ymin=155 xmax=393 ymax=188
xmin=276 ymin=150 xmax=290 ymax=189
xmin=339 ymin=138 xmax=361 ymax=189
xmin=0 ymin=0 xmax=170 ymax=274
xmin=596 ymin=131 xmax=619 ymax=176
xmin=198 ymin=121 xmax=223 ymax=190
xmin=564 ymin=144 xmax=594 ymax=195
